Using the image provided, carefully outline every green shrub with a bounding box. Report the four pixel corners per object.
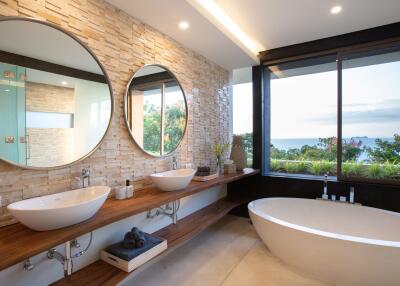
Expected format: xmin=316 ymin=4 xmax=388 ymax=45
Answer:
xmin=382 ymin=162 xmax=400 ymax=179
xmin=310 ymin=161 xmax=333 ymax=175
xmin=342 ymin=162 xmax=363 ymax=177
xmin=367 ymin=163 xmax=384 ymax=178
xmin=342 ymin=163 xmax=352 ymax=176
xmin=270 ymin=159 xmax=284 ymax=172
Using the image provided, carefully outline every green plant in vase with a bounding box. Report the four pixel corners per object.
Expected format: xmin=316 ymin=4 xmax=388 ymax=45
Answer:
xmin=213 ymin=143 xmax=230 ymax=175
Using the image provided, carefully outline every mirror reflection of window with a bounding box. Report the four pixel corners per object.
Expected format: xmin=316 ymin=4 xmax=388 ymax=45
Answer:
xmin=142 ymin=86 xmax=162 ymax=155
xmin=125 ymin=65 xmax=187 ymax=157
xmin=164 ymin=82 xmax=186 ymax=154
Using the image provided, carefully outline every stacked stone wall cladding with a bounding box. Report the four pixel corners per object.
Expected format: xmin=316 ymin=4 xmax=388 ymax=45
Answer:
xmin=0 ymin=0 xmax=231 ymax=226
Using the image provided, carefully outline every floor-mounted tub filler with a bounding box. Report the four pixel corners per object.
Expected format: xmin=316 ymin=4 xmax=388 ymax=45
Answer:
xmin=248 ymin=197 xmax=400 ymax=286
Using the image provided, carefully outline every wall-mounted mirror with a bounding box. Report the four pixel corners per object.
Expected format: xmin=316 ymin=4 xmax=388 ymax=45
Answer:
xmin=0 ymin=18 xmax=113 ymax=169
xmin=125 ymin=65 xmax=187 ymax=156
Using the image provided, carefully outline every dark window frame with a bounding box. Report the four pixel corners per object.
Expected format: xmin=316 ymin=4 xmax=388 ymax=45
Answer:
xmin=254 ymin=24 xmax=400 ymax=185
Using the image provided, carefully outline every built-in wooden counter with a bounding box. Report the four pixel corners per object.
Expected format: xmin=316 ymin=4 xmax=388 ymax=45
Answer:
xmin=0 ymin=168 xmax=258 ymax=271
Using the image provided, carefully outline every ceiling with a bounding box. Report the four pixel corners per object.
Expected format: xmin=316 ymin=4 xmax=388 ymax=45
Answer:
xmin=215 ymin=0 xmax=400 ymax=51
xmin=107 ymin=0 xmax=256 ymax=70
xmin=107 ymin=0 xmax=400 ymax=71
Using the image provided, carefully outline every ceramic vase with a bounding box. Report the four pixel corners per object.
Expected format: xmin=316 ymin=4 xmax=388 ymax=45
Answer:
xmin=230 ymin=135 xmax=247 ymax=171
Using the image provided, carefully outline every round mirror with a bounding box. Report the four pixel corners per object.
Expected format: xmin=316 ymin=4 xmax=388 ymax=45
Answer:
xmin=125 ymin=65 xmax=187 ymax=156
xmin=0 ymin=18 xmax=113 ymax=169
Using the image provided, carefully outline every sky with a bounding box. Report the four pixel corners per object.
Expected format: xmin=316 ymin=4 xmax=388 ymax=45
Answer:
xmin=233 ymin=56 xmax=400 ymax=139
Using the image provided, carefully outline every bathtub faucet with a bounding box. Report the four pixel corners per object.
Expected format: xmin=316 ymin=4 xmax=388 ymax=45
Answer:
xmin=349 ymin=186 xmax=355 ymax=204
xmin=321 ymin=173 xmax=329 ymax=200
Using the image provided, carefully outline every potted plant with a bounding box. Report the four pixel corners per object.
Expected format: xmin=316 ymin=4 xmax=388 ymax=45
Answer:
xmin=213 ymin=143 xmax=230 ymax=175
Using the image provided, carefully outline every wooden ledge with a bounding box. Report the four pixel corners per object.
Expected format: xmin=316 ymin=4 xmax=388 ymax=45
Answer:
xmin=51 ymin=196 xmax=249 ymax=286
xmin=0 ymin=168 xmax=258 ymax=271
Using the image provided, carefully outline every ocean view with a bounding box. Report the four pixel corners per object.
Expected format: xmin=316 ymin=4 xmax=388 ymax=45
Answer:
xmin=271 ymin=137 xmax=393 ymax=161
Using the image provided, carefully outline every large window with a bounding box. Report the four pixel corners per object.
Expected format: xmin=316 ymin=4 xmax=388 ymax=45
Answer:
xmin=265 ymin=44 xmax=400 ymax=183
xmin=268 ymin=56 xmax=337 ymax=176
xmin=341 ymin=46 xmax=400 ymax=181
xmin=233 ymin=82 xmax=253 ymax=166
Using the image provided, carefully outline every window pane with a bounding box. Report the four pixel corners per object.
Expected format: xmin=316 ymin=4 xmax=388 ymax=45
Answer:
xmin=269 ymin=55 xmax=337 ymax=176
xmin=142 ymin=87 xmax=162 ymax=156
xmin=163 ymin=82 xmax=186 ymax=154
xmin=233 ymin=82 xmax=253 ymax=167
xmin=342 ymin=46 xmax=400 ymax=181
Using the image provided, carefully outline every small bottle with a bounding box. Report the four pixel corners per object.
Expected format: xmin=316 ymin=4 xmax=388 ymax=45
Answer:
xmin=126 ymin=180 xmax=134 ymax=198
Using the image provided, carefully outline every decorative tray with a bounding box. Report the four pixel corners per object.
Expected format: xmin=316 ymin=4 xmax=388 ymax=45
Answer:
xmin=192 ymin=173 xmax=219 ymax=182
xmin=101 ymin=233 xmax=167 ymax=272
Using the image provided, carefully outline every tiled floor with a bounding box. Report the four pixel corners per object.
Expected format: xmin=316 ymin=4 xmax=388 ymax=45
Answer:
xmin=123 ymin=215 xmax=329 ymax=286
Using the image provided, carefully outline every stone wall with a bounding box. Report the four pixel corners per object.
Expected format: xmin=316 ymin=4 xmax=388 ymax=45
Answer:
xmin=26 ymin=82 xmax=75 ymax=167
xmin=0 ymin=0 xmax=231 ymax=227
xmin=26 ymin=81 xmax=75 ymax=113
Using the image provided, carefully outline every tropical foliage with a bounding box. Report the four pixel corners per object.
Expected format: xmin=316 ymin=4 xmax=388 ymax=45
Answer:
xmin=143 ymin=103 xmax=186 ymax=155
xmin=269 ymin=135 xmax=400 ymax=180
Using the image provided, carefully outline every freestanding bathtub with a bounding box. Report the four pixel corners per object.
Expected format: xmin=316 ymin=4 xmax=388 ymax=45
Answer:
xmin=248 ymin=198 xmax=400 ymax=286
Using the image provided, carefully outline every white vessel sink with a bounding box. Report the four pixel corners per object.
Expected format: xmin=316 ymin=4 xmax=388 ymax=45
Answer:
xmin=7 ymin=186 xmax=110 ymax=231
xmin=150 ymin=168 xmax=196 ymax=191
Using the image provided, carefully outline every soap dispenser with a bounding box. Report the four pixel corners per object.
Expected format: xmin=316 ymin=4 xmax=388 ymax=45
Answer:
xmin=126 ymin=180 xmax=134 ymax=198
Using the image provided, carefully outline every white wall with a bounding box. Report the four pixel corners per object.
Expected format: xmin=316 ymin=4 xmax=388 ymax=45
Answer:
xmin=0 ymin=186 xmax=226 ymax=286
xmin=73 ymin=80 xmax=111 ymax=158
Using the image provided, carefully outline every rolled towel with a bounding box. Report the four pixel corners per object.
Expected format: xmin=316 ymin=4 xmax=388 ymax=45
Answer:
xmin=197 ymin=166 xmax=210 ymax=172
xmin=131 ymin=227 xmax=146 ymax=248
xmin=122 ymin=232 xmax=136 ymax=249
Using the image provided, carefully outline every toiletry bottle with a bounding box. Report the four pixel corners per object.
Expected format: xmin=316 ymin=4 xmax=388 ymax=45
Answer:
xmin=126 ymin=180 xmax=134 ymax=198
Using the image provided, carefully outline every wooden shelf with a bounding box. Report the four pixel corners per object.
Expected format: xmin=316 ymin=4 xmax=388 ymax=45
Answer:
xmin=0 ymin=169 xmax=258 ymax=271
xmin=51 ymin=196 xmax=249 ymax=286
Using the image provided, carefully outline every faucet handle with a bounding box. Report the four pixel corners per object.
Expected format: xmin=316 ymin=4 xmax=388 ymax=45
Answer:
xmin=82 ymin=168 xmax=90 ymax=176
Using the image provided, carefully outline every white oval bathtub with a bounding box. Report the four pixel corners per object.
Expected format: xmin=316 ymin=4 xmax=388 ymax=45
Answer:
xmin=248 ymin=198 xmax=400 ymax=286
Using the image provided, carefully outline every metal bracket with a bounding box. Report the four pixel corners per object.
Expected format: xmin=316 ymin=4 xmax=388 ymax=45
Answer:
xmin=23 ymin=259 xmax=34 ymax=271
xmin=147 ymin=200 xmax=180 ymax=224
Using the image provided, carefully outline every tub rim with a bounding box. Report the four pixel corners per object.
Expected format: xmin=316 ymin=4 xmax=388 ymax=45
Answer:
xmin=248 ymin=197 xmax=400 ymax=248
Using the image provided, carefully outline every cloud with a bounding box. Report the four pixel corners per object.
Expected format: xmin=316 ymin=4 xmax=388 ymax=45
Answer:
xmin=313 ymin=100 xmax=400 ymax=125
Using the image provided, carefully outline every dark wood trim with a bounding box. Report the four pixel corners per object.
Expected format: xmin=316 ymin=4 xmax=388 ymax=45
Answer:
xmin=130 ymin=71 xmax=174 ymax=89
xmin=0 ymin=50 xmax=107 ymax=84
xmin=252 ymin=66 xmax=263 ymax=170
xmin=337 ymin=55 xmax=342 ymax=178
xmin=0 ymin=169 xmax=259 ymax=271
xmin=51 ymin=196 xmax=250 ymax=286
xmin=259 ymin=22 xmax=400 ymax=64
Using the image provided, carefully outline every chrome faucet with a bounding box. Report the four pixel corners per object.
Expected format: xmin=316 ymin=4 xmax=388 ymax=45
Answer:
xmin=349 ymin=186 xmax=355 ymax=204
xmin=322 ymin=173 xmax=329 ymax=200
xmin=172 ymin=156 xmax=178 ymax=170
xmin=81 ymin=168 xmax=90 ymax=188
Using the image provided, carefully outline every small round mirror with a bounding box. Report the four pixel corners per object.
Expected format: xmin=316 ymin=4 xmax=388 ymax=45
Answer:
xmin=124 ymin=65 xmax=187 ymax=156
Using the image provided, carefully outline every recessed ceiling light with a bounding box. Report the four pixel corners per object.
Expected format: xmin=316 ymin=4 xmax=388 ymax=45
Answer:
xmin=331 ymin=5 xmax=342 ymax=14
xmin=179 ymin=21 xmax=190 ymax=30
xmin=4 ymin=89 xmax=10 ymax=92
xmin=61 ymin=81 xmax=68 ymax=85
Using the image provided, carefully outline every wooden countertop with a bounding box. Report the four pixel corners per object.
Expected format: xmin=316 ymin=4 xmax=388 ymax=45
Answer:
xmin=0 ymin=168 xmax=258 ymax=271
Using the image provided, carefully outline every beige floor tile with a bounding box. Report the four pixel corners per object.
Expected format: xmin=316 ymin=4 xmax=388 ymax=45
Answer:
xmin=124 ymin=216 xmax=259 ymax=286
xmin=123 ymin=215 xmax=329 ymax=286
xmin=221 ymin=241 xmax=331 ymax=286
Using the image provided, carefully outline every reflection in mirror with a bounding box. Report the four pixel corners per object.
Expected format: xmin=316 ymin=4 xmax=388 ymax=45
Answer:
xmin=0 ymin=19 xmax=112 ymax=169
xmin=125 ymin=65 xmax=187 ymax=156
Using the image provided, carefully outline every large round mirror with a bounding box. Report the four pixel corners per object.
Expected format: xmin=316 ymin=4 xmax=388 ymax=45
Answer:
xmin=0 ymin=18 xmax=113 ymax=169
xmin=125 ymin=65 xmax=187 ymax=156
